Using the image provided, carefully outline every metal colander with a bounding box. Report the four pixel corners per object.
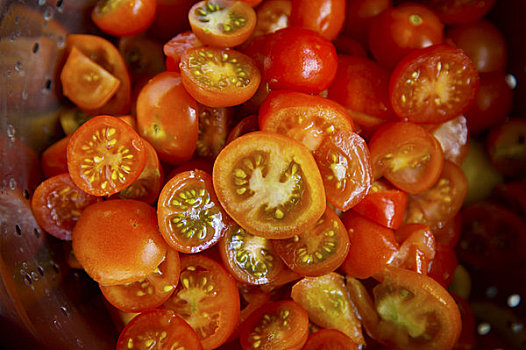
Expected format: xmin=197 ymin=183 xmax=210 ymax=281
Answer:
xmin=0 ymin=0 xmax=525 ymax=349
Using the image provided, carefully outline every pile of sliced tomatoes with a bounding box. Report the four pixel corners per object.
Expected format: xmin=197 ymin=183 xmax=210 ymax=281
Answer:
xmin=28 ymin=0 xmax=526 ymax=349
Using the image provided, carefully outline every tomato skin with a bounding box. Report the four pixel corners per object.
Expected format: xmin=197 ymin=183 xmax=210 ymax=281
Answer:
xmin=226 ymin=114 xmax=259 ymax=145
xmin=416 ymin=0 xmax=496 ymax=25
xmin=136 ymin=71 xmax=199 ymax=165
xmin=289 ymin=0 xmax=346 ymax=40
xmin=263 ymin=27 xmax=338 ymax=94
xmin=343 ymin=0 xmax=392 ymax=45
xmin=40 ymin=136 xmax=70 ymax=178
xmin=302 ymin=328 xmax=358 ymax=350
xmin=91 ymin=0 xmax=156 ymax=37
xmin=118 ymin=35 xmax=166 ymax=84
xmin=428 ymin=244 xmax=458 ymax=287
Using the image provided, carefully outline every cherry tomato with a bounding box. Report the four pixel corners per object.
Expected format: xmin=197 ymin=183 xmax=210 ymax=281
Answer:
xmin=118 ymin=35 xmax=166 ymax=84
xmin=263 ymin=26 xmax=338 ymax=94
xmin=180 ymin=46 xmax=261 ymax=107
xmin=289 ymin=0 xmax=346 ymax=40
xmin=302 ymin=328 xmax=358 ymax=350
xmin=432 ymin=213 xmax=461 ymax=248
xmin=392 ymin=223 xmax=436 ymax=275
xmin=226 ymin=114 xmax=259 ymax=144
xmin=271 ymin=206 xmax=350 ymax=277
xmin=212 ymin=131 xmax=326 ymax=239
xmin=116 ymin=309 xmax=203 ymax=350
xmin=427 ymin=244 xmax=458 ymax=287
xmin=368 ymin=2 xmax=444 ymax=69
xmin=239 ymin=300 xmax=309 ymax=350
xmin=163 ymin=31 xmax=203 ymax=73
xmin=332 ymin=35 xmax=368 ymax=58
xmin=389 ymin=44 xmax=479 ymax=124
xmin=31 ymin=173 xmax=101 ymax=240
xmin=343 ymin=0 xmax=392 ymax=45
xmin=291 ymin=273 xmax=365 ymax=346
xmin=252 ymin=0 xmax=291 ymax=37
xmin=195 ymin=104 xmax=233 ymax=160
xmin=67 ymin=115 xmax=147 ymax=197
xmin=416 ymin=0 xmax=496 ymax=25
xmin=91 ymin=0 xmax=156 ymax=37
xmin=188 ymin=0 xmax=256 ymax=48
xmin=369 ymin=121 xmax=444 ymax=194
xmin=427 ymin=115 xmax=469 ymax=166
xmin=136 ymin=71 xmax=199 ymax=165
xmin=486 ymin=118 xmax=526 ymax=178
xmin=157 ymin=170 xmax=230 ymax=254
xmin=163 ymin=255 xmax=240 ymax=349
xmin=72 ymin=199 xmax=168 ymax=286
xmin=40 ymin=135 xmax=70 ymax=178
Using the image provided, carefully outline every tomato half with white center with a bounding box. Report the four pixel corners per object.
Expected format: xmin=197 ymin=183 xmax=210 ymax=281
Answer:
xmin=369 ymin=121 xmax=444 ymax=194
xmin=67 ymin=115 xmax=147 ymax=197
xmin=389 ymin=44 xmax=479 ymax=124
xmin=212 ymin=131 xmax=326 ymax=239
xmin=157 ymin=170 xmax=230 ymax=254
xmin=163 ymin=255 xmax=240 ymax=349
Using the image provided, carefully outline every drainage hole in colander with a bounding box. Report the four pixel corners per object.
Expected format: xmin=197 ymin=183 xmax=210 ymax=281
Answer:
xmin=32 ymin=42 xmax=39 ymax=54
xmin=45 ymin=79 xmax=52 ymax=90
xmin=34 ymin=228 xmax=41 ymax=238
xmin=55 ymin=0 xmax=63 ymax=10
xmin=23 ymin=189 xmax=30 ymax=199
xmin=15 ymin=224 xmax=21 ymax=236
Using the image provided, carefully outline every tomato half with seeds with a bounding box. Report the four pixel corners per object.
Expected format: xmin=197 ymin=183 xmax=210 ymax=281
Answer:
xmin=303 ymin=328 xmax=358 ymax=350
xmin=116 ymin=309 xmax=203 ymax=350
xmin=273 ymin=206 xmax=348 ymax=276
xmin=219 ymin=223 xmax=284 ymax=285
xmin=369 ymin=121 xmax=444 ymax=194
xmin=188 ymin=0 xmax=256 ymax=48
xmin=31 ymin=173 xmax=101 ymax=240
xmin=67 ymin=115 xmax=146 ymax=197
xmin=239 ymin=300 xmax=309 ymax=350
xmin=100 ymin=248 xmax=180 ymax=313
xmin=389 ymin=44 xmax=479 ymax=124
xmin=180 ymin=47 xmax=261 ymax=108
xmin=213 ymin=131 xmax=326 ymax=239
xmin=259 ymin=90 xmax=354 ymax=152
xmin=157 ymin=170 xmax=230 ymax=254
xmin=91 ymin=0 xmax=156 ymax=37
xmin=163 ymin=255 xmax=240 ymax=349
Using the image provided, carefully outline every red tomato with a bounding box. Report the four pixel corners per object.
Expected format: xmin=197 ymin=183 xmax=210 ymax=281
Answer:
xmin=67 ymin=115 xmax=147 ymax=197
xmin=157 ymin=170 xmax=230 ymax=254
xmin=100 ymin=248 xmax=180 ymax=313
xmin=368 ymin=3 xmax=444 ymax=69
xmin=163 ymin=255 xmax=240 ymax=349
xmin=239 ymin=300 xmax=309 ymax=350
xmin=136 ymin=71 xmax=199 ymax=165
xmin=428 ymin=244 xmax=458 ymax=287
xmin=432 ymin=213 xmax=461 ymax=248
xmin=289 ymin=0 xmax=346 ymax=40
xmin=368 ymin=121 xmax=444 ymax=194
xmin=40 ymin=135 xmax=70 ymax=178
xmin=212 ymin=131 xmax=326 ymax=239
xmin=72 ymin=199 xmax=168 ymax=286
xmin=252 ymin=0 xmax=291 ymax=37
xmin=271 ymin=206 xmax=350 ymax=277
xmin=31 ymin=173 xmax=101 ymax=240
xmin=91 ymin=0 xmax=156 ymax=37
xmin=343 ymin=0 xmax=392 ymax=45
xmin=180 ymin=46 xmax=261 ymax=108
xmin=291 ymin=273 xmax=365 ymax=346
xmin=417 ymin=0 xmax=496 ymax=25
xmin=427 ymin=115 xmax=469 ymax=165
xmin=389 ymin=44 xmax=479 ymax=124
xmin=333 ymin=35 xmax=368 ymax=58
xmin=259 ymin=90 xmax=354 ymax=152
xmin=263 ymin=26 xmax=338 ymax=94
xmin=313 ymin=130 xmax=373 ymax=211
xmin=302 ymin=328 xmax=358 ymax=350
xmin=392 ymin=223 xmax=436 ymax=275
xmin=341 ymin=210 xmax=399 ymax=279
xmin=452 ymin=293 xmax=477 ymax=350
xmin=486 ymin=118 xmax=526 ymax=178
xmin=226 ymin=114 xmax=259 ymax=145
xmin=163 ymin=31 xmax=203 ymax=73
xmin=116 ymin=309 xmax=203 ymax=350
xmin=118 ymin=35 xmax=166 ymax=84
xmin=195 ymin=104 xmax=233 ymax=160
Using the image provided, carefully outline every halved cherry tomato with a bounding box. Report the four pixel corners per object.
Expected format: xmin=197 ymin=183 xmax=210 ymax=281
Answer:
xmin=188 ymin=0 xmax=256 ymax=48
xmin=252 ymin=0 xmax=291 ymax=37
xmin=67 ymin=115 xmax=147 ymax=197
xmin=486 ymin=118 xmax=526 ymax=178
xmin=313 ymin=130 xmax=373 ymax=211
xmin=163 ymin=255 xmax=240 ymax=349
xmin=116 ymin=309 xmax=203 ymax=350
xmin=219 ymin=222 xmax=284 ymax=285
xmin=389 ymin=44 xmax=479 ymax=124
xmin=426 ymin=115 xmax=469 ymax=166
xmin=239 ymin=300 xmax=309 ymax=350
xmin=259 ymin=90 xmax=354 ymax=152
xmin=157 ymin=170 xmax=230 ymax=254
xmin=227 ymin=286 xmax=271 ymax=342
xmin=272 ymin=206 xmax=349 ymax=277
xmin=369 ymin=121 xmax=444 ymax=194
xmin=136 ymin=71 xmax=199 ymax=165
xmin=31 ymin=173 xmax=101 ymax=240
xmin=163 ymin=31 xmax=203 ymax=73
xmin=289 ymin=0 xmax=346 ymax=40
xmin=417 ymin=0 xmax=496 ymax=25
xmin=40 ymin=135 xmax=70 ymax=178
xmin=212 ymin=131 xmax=326 ymax=239
xmin=291 ymin=273 xmax=365 ymax=346
xmin=196 ymin=104 xmax=233 ymax=160
xmin=91 ymin=0 xmax=156 ymax=37
xmin=180 ymin=46 xmax=261 ymax=108
xmin=303 ymin=328 xmax=358 ymax=350
xmin=100 ymin=248 xmax=180 ymax=313
xmin=392 ymin=223 xmax=436 ymax=275
xmin=72 ymin=199 xmax=168 ymax=286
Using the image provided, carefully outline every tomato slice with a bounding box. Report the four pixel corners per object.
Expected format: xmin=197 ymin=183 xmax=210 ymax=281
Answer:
xmin=271 ymin=206 xmax=350 ymax=277
xmin=67 ymin=115 xmax=146 ymax=197
xmin=291 ymin=273 xmax=365 ymax=346
xmin=91 ymin=0 xmax=156 ymax=37
xmin=369 ymin=121 xmax=444 ymax=194
xmin=100 ymin=248 xmax=180 ymax=313
xmin=163 ymin=255 xmax=240 ymax=349
xmin=116 ymin=309 xmax=203 ymax=350
xmin=188 ymin=0 xmax=257 ymax=48
xmin=157 ymin=170 xmax=230 ymax=254
xmin=219 ymin=223 xmax=284 ymax=285
xmin=302 ymin=328 xmax=358 ymax=350
xmin=213 ymin=131 xmax=326 ymax=239
xmin=30 ymin=173 xmax=101 ymax=240
xmin=239 ymin=300 xmax=309 ymax=350
xmin=389 ymin=44 xmax=479 ymax=124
